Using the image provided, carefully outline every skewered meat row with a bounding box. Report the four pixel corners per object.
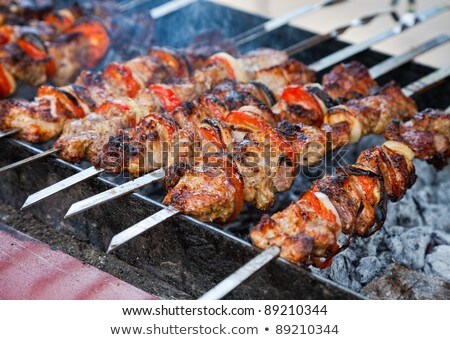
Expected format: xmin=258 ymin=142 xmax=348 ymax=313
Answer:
xmin=0 ymin=13 xmax=109 ymax=97
xmin=250 ymin=109 xmax=450 ymax=268
xmin=67 ymin=60 xmax=413 ymax=223
xmin=0 ymin=48 xmax=309 ymax=143
xmin=162 ymin=79 xmax=416 ymax=222
xmin=0 ymin=0 xmax=163 ymax=98
xmin=57 ymin=60 xmax=373 ymax=172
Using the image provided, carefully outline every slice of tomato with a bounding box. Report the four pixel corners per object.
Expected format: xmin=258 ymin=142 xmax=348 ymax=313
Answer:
xmin=66 ymin=18 xmax=109 ymax=69
xmin=0 ymin=65 xmax=16 ymax=98
xmin=225 ymin=161 xmax=244 ymax=222
xmin=44 ymin=9 xmax=76 ymax=31
xmin=37 ymin=85 xmax=85 ymax=118
xmin=281 ymin=85 xmax=323 ymax=111
xmin=17 ymin=37 xmax=56 ymax=78
xmin=149 ymin=84 xmax=183 ymax=112
xmin=197 ymin=125 xmax=223 ymax=147
xmin=95 ymin=102 xmax=135 ymax=126
xmin=225 ymin=110 xmax=270 ymax=132
xmin=103 ymin=63 xmax=141 ymax=98
xmin=208 ymin=54 xmax=235 ymax=79
xmin=0 ymin=26 xmax=14 ymax=45
xmin=148 ymin=47 xmax=190 ymax=78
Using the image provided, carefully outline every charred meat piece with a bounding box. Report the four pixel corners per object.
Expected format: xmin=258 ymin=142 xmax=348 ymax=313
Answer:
xmin=385 ymin=109 xmax=450 ymax=168
xmin=322 ymin=61 xmax=377 ymax=102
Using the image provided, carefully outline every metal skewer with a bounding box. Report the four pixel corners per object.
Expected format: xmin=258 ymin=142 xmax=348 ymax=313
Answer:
xmin=118 ymin=0 xmax=196 ymax=16
xmin=21 ymin=166 xmax=105 ymax=209
xmin=285 ymin=8 xmax=396 ymax=56
xmin=21 ymin=34 xmax=449 ymax=212
xmin=0 ymin=128 xmax=21 ymax=139
xmin=107 ymin=206 xmax=180 ymax=253
xmin=198 ymin=246 xmax=281 ymax=300
xmin=232 ymin=0 xmax=349 ymax=46
xmin=196 ymin=66 xmax=450 ymax=300
xmin=309 ymin=3 xmax=450 ymax=72
xmin=106 ymin=65 xmax=450 ymax=259
xmin=65 ymin=168 xmax=165 ymax=218
xmin=0 ymin=147 xmax=59 ymax=175
xmin=148 ymin=0 xmax=198 ymax=19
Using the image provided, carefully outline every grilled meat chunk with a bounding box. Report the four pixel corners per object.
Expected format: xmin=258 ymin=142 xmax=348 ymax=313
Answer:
xmin=322 ymin=61 xmax=377 ymax=102
xmin=385 ymin=109 xmax=450 ymax=168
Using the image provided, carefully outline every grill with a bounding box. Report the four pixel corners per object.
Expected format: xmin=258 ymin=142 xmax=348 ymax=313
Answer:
xmin=0 ymin=0 xmax=449 ymax=299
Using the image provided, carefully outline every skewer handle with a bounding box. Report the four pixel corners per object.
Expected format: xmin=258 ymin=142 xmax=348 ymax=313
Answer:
xmin=234 ymin=0 xmax=348 ymax=46
xmin=198 ymin=246 xmax=281 ymax=300
xmin=285 ymin=8 xmax=394 ymax=57
xmin=310 ymin=4 xmax=449 ymax=72
xmin=369 ymin=34 xmax=450 ymax=79
xmin=21 ymin=166 xmax=105 ymax=210
xmin=119 ymin=0 xmax=153 ymax=11
xmin=402 ymin=65 xmax=450 ymax=97
xmin=150 ymin=0 xmax=198 ymax=19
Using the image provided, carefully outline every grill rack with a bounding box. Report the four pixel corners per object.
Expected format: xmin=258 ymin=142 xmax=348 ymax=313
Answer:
xmin=0 ymin=0 xmax=449 ymax=299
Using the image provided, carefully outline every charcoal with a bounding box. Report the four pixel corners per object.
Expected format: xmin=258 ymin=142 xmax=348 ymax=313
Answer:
xmin=388 ymin=226 xmax=433 ymax=270
xmin=431 ymin=230 xmax=450 ymax=246
xmin=356 ymin=256 xmax=383 ymax=284
xmin=327 ymin=251 xmax=362 ymax=292
xmin=424 ymin=246 xmax=450 ymax=281
xmin=422 ymin=205 xmax=450 ymax=232
xmin=362 ymin=264 xmax=450 ymax=299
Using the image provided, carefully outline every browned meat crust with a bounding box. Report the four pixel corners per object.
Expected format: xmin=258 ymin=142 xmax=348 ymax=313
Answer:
xmin=322 ymin=61 xmax=377 ymax=102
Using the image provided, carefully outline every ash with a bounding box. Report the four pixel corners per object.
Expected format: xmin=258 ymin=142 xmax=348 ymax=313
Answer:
xmin=308 ymin=135 xmax=450 ymax=298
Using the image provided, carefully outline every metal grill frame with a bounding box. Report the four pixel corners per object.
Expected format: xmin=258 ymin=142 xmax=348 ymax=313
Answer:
xmin=0 ymin=1 xmax=448 ymax=299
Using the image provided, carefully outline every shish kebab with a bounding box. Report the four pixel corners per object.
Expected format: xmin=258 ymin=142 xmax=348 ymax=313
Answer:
xmin=14 ymin=3 xmax=449 ymax=207
xmin=0 ymin=0 xmax=198 ymax=99
xmin=0 ymin=12 xmax=109 ymax=98
xmin=59 ymin=34 xmax=449 ymax=218
xmin=104 ymin=65 xmax=450 ymax=253
xmin=199 ymin=107 xmax=450 ymax=300
xmin=1 ymin=0 xmax=445 ymax=131
xmin=0 ymin=0 xmax=353 ymax=99
xmin=0 ymin=1 xmax=444 ymax=132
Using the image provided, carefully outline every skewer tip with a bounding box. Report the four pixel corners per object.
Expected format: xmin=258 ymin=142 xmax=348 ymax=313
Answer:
xmin=65 ymin=203 xmax=84 ymax=219
xmin=106 ymin=242 xmax=118 ymax=254
xmin=20 ymin=196 xmax=35 ymax=210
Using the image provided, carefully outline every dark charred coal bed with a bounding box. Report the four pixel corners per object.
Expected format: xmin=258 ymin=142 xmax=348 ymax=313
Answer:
xmin=1 ymin=1 xmax=449 ymax=299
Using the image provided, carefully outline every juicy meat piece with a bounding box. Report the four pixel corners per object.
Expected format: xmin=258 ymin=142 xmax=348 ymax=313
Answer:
xmin=237 ymin=48 xmax=289 ymax=77
xmin=325 ymin=82 xmax=417 ymax=144
xmin=276 ymin=120 xmax=327 ymax=167
xmin=163 ymin=164 xmax=242 ymax=223
xmin=0 ymin=98 xmax=64 ymax=142
xmin=0 ymin=42 xmax=47 ymax=86
xmin=55 ymin=102 xmax=137 ymax=164
xmin=322 ymin=61 xmax=377 ymax=102
xmin=253 ymin=59 xmax=316 ymax=99
xmin=48 ymin=33 xmax=88 ymax=86
xmin=385 ymin=109 xmax=450 ymax=168
xmin=251 ymin=190 xmax=340 ymax=264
